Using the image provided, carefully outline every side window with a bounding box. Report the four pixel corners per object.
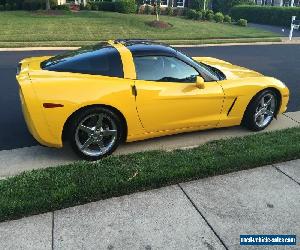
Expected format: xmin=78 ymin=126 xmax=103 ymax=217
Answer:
xmin=45 ymin=47 xmax=124 ymax=78
xmin=134 ymin=56 xmax=199 ymax=83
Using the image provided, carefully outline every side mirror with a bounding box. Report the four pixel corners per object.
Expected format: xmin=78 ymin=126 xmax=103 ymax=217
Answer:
xmin=196 ymin=76 xmax=205 ymax=89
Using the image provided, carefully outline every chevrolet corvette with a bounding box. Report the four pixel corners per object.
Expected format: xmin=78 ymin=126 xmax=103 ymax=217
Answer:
xmin=16 ymin=40 xmax=289 ymax=160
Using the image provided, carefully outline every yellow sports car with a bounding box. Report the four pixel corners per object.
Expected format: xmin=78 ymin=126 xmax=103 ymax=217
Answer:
xmin=17 ymin=40 xmax=289 ymax=160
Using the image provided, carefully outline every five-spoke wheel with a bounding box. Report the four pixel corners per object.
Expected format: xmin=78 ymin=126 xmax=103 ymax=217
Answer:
xmin=254 ymin=93 xmax=276 ymax=128
xmin=68 ymin=107 xmax=123 ymax=160
xmin=243 ymin=89 xmax=278 ymax=131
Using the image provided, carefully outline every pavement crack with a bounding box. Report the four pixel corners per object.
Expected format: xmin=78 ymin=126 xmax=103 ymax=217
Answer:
xmin=283 ymin=113 xmax=300 ymax=124
xmin=273 ymin=165 xmax=300 ymax=186
xmin=177 ymin=183 xmax=229 ymax=250
xmin=51 ymin=211 xmax=55 ymax=250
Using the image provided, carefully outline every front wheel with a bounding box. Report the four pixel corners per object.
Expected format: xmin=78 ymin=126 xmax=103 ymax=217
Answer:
xmin=242 ymin=90 xmax=278 ymax=131
xmin=68 ymin=107 xmax=123 ymax=161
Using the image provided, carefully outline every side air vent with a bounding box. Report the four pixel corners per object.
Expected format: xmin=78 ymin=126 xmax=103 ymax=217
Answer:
xmin=227 ymin=97 xmax=237 ymax=116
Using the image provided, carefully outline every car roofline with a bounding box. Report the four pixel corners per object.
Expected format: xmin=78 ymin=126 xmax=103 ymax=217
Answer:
xmin=112 ymin=39 xmax=170 ymax=48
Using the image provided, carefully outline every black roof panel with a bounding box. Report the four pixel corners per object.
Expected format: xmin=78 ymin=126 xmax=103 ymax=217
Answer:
xmin=117 ymin=40 xmax=177 ymax=57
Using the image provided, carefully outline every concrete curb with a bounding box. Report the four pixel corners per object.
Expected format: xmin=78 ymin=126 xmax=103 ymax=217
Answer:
xmin=0 ymin=47 xmax=79 ymax=51
xmin=0 ymin=111 xmax=299 ymax=178
xmin=173 ymin=40 xmax=300 ymax=47
xmin=1 ymin=39 xmax=300 ymax=51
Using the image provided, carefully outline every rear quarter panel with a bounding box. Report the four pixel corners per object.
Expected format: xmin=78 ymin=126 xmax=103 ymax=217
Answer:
xmin=28 ymin=69 xmax=144 ymax=147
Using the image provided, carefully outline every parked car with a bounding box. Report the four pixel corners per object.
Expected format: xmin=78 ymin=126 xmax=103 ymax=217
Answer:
xmin=16 ymin=40 xmax=289 ymax=160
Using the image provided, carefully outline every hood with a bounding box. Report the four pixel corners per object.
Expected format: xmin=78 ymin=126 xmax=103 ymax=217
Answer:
xmin=192 ymin=57 xmax=263 ymax=80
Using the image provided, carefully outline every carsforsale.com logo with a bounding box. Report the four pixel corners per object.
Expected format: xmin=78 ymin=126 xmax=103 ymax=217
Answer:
xmin=240 ymin=235 xmax=297 ymax=246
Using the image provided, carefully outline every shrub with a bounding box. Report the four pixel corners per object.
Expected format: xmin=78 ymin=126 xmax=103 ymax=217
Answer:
xmin=186 ymin=9 xmax=197 ymax=19
xmin=224 ymin=14 xmax=231 ymax=23
xmin=18 ymin=0 xmax=54 ymax=10
xmin=173 ymin=7 xmax=187 ymax=16
xmin=4 ymin=3 xmax=10 ymax=10
xmin=52 ymin=4 xmax=70 ymax=10
xmin=214 ymin=12 xmax=224 ymax=22
xmin=22 ymin=0 xmax=40 ymax=10
xmin=115 ymin=0 xmax=136 ymax=13
xmin=84 ymin=2 xmax=92 ymax=10
xmin=0 ymin=4 xmax=4 ymax=10
xmin=205 ymin=9 xmax=214 ymax=20
xmin=0 ymin=0 xmax=57 ymax=10
xmin=206 ymin=9 xmax=214 ymax=16
xmin=98 ymin=1 xmax=115 ymax=11
xmin=7 ymin=3 xmax=17 ymax=10
xmin=144 ymin=4 xmax=153 ymax=14
xmin=237 ymin=18 xmax=247 ymax=26
xmin=195 ymin=10 xmax=202 ymax=20
xmin=135 ymin=0 xmax=144 ymax=5
xmin=231 ymin=5 xmax=300 ymax=27
xmin=207 ymin=13 xmax=214 ymax=21
xmin=203 ymin=10 xmax=214 ymax=21
xmin=166 ymin=6 xmax=173 ymax=16
xmin=200 ymin=9 xmax=206 ymax=20
xmin=186 ymin=9 xmax=203 ymax=20
xmin=90 ymin=1 xmax=98 ymax=10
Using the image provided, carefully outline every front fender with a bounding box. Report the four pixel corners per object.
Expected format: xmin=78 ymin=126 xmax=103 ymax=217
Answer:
xmin=218 ymin=76 xmax=289 ymax=127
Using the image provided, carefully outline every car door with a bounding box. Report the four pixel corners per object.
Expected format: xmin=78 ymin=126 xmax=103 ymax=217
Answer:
xmin=133 ymin=55 xmax=224 ymax=133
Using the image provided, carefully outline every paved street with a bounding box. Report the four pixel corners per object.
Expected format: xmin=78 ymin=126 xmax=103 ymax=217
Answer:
xmin=0 ymin=44 xmax=299 ymax=151
xmin=1 ymin=159 xmax=299 ymax=250
xmin=249 ymin=23 xmax=300 ymax=38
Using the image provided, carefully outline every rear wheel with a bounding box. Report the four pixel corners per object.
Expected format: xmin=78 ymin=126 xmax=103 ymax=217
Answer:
xmin=242 ymin=90 xmax=278 ymax=131
xmin=68 ymin=107 xmax=123 ymax=160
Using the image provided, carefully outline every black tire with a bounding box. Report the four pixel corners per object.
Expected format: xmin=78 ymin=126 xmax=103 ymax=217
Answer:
xmin=242 ymin=89 xmax=278 ymax=131
xmin=68 ymin=107 xmax=124 ymax=161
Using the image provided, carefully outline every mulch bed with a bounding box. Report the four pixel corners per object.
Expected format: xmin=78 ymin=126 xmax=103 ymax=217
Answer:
xmin=147 ymin=20 xmax=172 ymax=29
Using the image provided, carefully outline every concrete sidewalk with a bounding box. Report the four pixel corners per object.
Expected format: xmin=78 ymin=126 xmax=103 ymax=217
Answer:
xmin=0 ymin=112 xmax=299 ymax=178
xmin=0 ymin=160 xmax=299 ymax=250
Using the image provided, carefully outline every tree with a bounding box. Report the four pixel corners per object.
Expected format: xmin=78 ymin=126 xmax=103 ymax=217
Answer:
xmin=154 ymin=0 xmax=160 ymax=21
xmin=46 ymin=0 xmax=50 ymax=10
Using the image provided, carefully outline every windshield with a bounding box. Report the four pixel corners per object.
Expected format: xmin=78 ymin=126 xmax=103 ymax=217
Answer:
xmin=176 ymin=50 xmax=223 ymax=81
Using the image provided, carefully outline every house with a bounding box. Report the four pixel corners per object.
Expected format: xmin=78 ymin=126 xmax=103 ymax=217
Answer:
xmin=255 ymin=0 xmax=300 ymax=6
xmin=57 ymin=0 xmax=87 ymax=6
xmin=143 ymin=0 xmax=188 ymax=8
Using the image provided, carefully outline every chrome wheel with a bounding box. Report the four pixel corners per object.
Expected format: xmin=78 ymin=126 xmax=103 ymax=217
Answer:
xmin=254 ymin=93 xmax=276 ymax=128
xmin=75 ymin=113 xmax=118 ymax=157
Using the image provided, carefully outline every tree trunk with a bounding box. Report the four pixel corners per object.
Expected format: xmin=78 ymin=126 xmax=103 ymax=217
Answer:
xmin=46 ymin=0 xmax=50 ymax=10
xmin=155 ymin=0 xmax=159 ymax=21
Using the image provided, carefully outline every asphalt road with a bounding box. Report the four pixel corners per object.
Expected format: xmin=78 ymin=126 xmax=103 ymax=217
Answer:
xmin=0 ymin=44 xmax=299 ymax=151
xmin=248 ymin=23 xmax=300 ymax=37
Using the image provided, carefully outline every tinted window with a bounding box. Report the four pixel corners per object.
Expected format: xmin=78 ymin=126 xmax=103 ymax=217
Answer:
xmin=41 ymin=44 xmax=123 ymax=78
xmin=134 ymin=56 xmax=199 ymax=83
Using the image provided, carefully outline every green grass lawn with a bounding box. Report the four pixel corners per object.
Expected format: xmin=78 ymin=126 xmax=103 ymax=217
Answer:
xmin=0 ymin=11 xmax=278 ymax=46
xmin=1 ymin=127 xmax=300 ymax=222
